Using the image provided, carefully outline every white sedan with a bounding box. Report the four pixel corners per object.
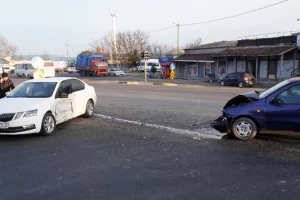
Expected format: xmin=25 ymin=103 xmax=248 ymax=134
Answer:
xmin=108 ymin=68 xmax=125 ymax=76
xmin=0 ymin=77 xmax=96 ymax=136
xmin=66 ymin=67 xmax=78 ymax=73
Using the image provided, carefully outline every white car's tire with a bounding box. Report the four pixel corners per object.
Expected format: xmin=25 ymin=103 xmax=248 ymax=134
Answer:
xmin=40 ymin=112 xmax=56 ymax=136
xmin=83 ymin=100 xmax=94 ymax=118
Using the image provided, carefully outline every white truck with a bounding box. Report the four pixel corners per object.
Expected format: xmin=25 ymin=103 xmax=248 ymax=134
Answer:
xmin=137 ymin=59 xmax=162 ymax=72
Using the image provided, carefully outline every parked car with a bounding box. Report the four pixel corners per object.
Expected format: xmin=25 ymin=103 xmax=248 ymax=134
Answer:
xmin=15 ymin=63 xmax=34 ymax=78
xmin=211 ymin=77 xmax=300 ymax=140
xmin=3 ymin=65 xmax=13 ymax=74
xmin=108 ymin=68 xmax=125 ymax=76
xmin=0 ymin=77 xmax=96 ymax=136
xmin=66 ymin=67 xmax=78 ymax=73
xmin=220 ymin=72 xmax=255 ymax=88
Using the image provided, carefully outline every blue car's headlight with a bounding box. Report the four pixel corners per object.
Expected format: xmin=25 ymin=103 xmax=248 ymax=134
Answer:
xmin=24 ymin=109 xmax=38 ymax=117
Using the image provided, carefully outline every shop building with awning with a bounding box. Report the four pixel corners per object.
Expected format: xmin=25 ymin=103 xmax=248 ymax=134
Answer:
xmin=213 ymin=35 xmax=300 ymax=80
xmin=173 ymin=41 xmax=237 ymax=78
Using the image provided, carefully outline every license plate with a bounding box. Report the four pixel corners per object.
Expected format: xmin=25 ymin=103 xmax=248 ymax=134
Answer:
xmin=0 ymin=123 xmax=9 ymax=129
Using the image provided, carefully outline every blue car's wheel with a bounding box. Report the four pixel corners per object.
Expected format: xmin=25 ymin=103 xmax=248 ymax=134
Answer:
xmin=232 ymin=117 xmax=257 ymax=140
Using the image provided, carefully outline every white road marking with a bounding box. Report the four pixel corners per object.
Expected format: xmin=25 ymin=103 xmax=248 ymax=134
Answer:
xmin=94 ymin=113 xmax=224 ymax=140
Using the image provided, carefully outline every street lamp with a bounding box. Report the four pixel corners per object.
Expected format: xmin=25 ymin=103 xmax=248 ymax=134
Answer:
xmin=173 ymin=22 xmax=180 ymax=55
xmin=110 ymin=12 xmax=118 ymax=67
xmin=65 ymin=43 xmax=69 ymax=66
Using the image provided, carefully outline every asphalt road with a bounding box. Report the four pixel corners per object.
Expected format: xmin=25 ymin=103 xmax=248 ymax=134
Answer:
xmin=1 ymin=73 xmax=300 ymax=200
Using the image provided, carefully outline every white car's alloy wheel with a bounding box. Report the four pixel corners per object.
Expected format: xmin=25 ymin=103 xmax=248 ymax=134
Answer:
xmin=40 ymin=113 xmax=56 ymax=136
xmin=44 ymin=116 xmax=55 ymax=133
xmin=87 ymin=101 xmax=94 ymax=116
xmin=83 ymin=100 xmax=94 ymax=118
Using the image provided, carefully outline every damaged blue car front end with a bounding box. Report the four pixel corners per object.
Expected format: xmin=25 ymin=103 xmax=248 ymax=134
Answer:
xmin=211 ymin=91 xmax=263 ymax=134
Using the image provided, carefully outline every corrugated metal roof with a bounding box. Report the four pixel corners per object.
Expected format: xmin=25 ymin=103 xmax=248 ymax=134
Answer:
xmin=184 ymin=41 xmax=237 ymax=50
xmin=174 ymin=54 xmax=214 ymax=62
xmin=214 ymin=45 xmax=296 ymax=57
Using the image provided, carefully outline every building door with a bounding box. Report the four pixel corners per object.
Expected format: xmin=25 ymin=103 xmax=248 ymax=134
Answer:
xmin=268 ymin=61 xmax=277 ymax=79
xmin=165 ymin=65 xmax=170 ymax=78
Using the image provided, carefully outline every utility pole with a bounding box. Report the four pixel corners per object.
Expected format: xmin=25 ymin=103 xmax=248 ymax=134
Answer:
xmin=110 ymin=12 xmax=118 ymax=68
xmin=65 ymin=43 xmax=69 ymax=66
xmin=173 ymin=22 xmax=180 ymax=55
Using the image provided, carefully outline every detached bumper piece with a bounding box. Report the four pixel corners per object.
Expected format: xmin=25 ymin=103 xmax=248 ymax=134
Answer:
xmin=210 ymin=116 xmax=230 ymax=133
xmin=0 ymin=124 xmax=36 ymax=133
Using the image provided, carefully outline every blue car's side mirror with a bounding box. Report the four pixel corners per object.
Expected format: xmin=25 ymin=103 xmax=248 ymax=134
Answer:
xmin=270 ymin=97 xmax=284 ymax=105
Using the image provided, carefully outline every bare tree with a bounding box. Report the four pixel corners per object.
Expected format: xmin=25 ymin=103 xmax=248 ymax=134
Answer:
xmin=90 ymin=30 xmax=151 ymax=66
xmin=146 ymin=43 xmax=173 ymax=58
xmin=0 ymin=35 xmax=17 ymax=58
xmin=185 ymin=37 xmax=203 ymax=48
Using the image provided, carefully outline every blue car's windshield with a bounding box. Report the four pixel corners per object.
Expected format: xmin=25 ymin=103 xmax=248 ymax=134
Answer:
xmin=259 ymin=80 xmax=291 ymax=99
xmin=7 ymin=82 xmax=57 ymax=98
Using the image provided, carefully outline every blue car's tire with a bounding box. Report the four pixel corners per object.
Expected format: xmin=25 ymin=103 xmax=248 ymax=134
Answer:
xmin=232 ymin=117 xmax=257 ymax=141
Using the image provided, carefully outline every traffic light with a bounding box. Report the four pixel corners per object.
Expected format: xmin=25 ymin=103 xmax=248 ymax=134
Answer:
xmin=140 ymin=52 xmax=144 ymax=58
xmin=144 ymin=51 xmax=149 ymax=61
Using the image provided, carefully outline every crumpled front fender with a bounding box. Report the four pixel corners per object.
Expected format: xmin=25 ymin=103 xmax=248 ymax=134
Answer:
xmin=211 ymin=116 xmax=230 ymax=133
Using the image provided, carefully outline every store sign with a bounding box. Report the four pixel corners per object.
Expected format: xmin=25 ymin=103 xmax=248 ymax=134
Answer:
xmin=159 ymin=57 xmax=173 ymax=63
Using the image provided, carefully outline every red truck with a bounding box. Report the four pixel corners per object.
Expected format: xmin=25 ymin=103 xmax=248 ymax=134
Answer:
xmin=76 ymin=54 xmax=109 ymax=77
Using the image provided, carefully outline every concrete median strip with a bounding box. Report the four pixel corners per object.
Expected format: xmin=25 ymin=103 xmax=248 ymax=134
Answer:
xmin=118 ymin=81 xmax=178 ymax=86
xmin=94 ymin=113 xmax=224 ymax=140
xmin=153 ymin=82 xmax=178 ymax=86
xmin=118 ymin=81 xmax=140 ymax=85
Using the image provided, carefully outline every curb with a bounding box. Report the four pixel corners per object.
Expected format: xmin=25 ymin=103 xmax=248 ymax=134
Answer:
xmin=153 ymin=82 xmax=178 ymax=86
xmin=119 ymin=81 xmax=140 ymax=85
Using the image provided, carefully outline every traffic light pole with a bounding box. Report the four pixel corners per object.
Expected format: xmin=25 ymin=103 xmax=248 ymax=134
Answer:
xmin=144 ymin=59 xmax=147 ymax=84
xmin=141 ymin=51 xmax=148 ymax=84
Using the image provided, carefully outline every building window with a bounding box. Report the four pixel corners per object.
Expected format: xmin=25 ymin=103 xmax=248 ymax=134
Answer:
xmin=184 ymin=63 xmax=198 ymax=77
xmin=218 ymin=61 xmax=227 ymax=76
xmin=205 ymin=63 xmax=212 ymax=77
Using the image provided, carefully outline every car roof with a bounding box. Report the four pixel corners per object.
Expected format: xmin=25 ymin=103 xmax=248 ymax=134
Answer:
xmin=286 ymin=77 xmax=300 ymax=83
xmin=25 ymin=77 xmax=81 ymax=83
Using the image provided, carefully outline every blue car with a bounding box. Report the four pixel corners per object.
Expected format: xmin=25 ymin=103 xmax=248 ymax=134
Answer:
xmin=211 ymin=77 xmax=300 ymax=140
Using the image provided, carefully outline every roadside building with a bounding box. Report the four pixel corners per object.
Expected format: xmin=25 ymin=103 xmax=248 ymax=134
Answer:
xmin=173 ymin=41 xmax=237 ymax=79
xmin=214 ymin=35 xmax=300 ymax=80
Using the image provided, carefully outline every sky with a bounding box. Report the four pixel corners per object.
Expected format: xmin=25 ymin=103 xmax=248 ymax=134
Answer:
xmin=0 ymin=0 xmax=299 ymax=57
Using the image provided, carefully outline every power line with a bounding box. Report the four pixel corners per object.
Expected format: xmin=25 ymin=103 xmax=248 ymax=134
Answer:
xmin=148 ymin=0 xmax=288 ymax=34
xmin=182 ymin=0 xmax=288 ymax=26
xmin=147 ymin=25 xmax=177 ymax=34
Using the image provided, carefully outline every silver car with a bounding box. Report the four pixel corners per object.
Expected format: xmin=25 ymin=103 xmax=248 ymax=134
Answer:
xmin=3 ymin=65 xmax=13 ymax=74
xmin=108 ymin=68 xmax=125 ymax=77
